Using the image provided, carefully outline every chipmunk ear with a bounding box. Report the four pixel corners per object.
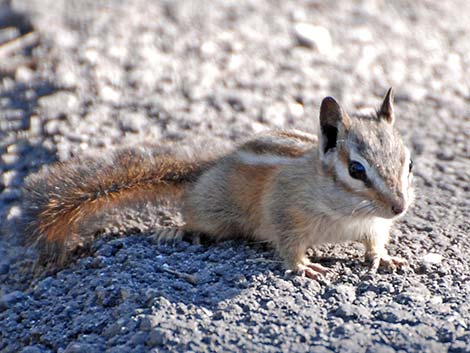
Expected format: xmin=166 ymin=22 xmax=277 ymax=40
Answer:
xmin=319 ymin=97 xmax=351 ymax=154
xmin=378 ymin=87 xmax=395 ymax=125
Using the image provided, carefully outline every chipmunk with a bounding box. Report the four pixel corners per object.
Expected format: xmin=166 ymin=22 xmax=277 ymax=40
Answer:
xmin=20 ymin=88 xmax=414 ymax=279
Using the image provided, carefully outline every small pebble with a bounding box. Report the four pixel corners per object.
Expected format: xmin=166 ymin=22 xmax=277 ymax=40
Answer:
xmin=422 ymin=253 xmax=443 ymax=266
xmin=293 ymin=23 xmax=333 ymax=54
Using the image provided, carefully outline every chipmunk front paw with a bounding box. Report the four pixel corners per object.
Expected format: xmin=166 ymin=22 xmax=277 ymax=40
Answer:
xmin=368 ymin=253 xmax=408 ymax=273
xmin=296 ymin=261 xmax=333 ymax=280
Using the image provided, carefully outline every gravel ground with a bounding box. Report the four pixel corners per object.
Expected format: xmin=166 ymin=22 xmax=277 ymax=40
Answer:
xmin=1 ymin=0 xmax=469 ymax=352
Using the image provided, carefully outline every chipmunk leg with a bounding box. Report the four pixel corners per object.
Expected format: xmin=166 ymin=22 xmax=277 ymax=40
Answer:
xmin=277 ymin=237 xmax=331 ymax=280
xmin=363 ymin=234 xmax=407 ymax=273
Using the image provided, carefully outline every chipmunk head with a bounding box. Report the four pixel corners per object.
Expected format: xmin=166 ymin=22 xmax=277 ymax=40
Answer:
xmin=318 ymin=88 xmax=414 ymax=219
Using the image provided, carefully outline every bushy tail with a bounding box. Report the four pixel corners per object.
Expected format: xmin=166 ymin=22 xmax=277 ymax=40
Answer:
xmin=20 ymin=147 xmax=213 ymax=266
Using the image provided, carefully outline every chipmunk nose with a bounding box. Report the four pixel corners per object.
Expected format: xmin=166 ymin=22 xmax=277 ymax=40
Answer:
xmin=391 ymin=203 xmax=405 ymax=215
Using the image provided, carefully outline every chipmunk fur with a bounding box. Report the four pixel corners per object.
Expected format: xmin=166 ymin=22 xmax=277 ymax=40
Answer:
xmin=20 ymin=88 xmax=414 ymax=278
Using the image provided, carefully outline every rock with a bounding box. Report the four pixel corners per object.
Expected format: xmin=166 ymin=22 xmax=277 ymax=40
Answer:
xmin=334 ymin=303 xmax=369 ymax=320
xmin=138 ymin=317 xmax=152 ymax=332
xmin=119 ymin=112 xmax=148 ymax=133
xmin=449 ymin=339 xmax=470 ymax=353
xmin=437 ymin=322 xmax=456 ymax=343
xmin=421 ymin=253 xmax=443 ymax=266
xmin=1 ymin=153 xmax=19 ymax=166
xmin=260 ymin=103 xmax=286 ymax=127
xmin=35 ymin=277 xmax=55 ymax=293
xmin=130 ymin=332 xmax=148 ymax=346
xmin=1 ymin=170 xmax=19 ymax=188
xmin=146 ymin=329 xmax=167 ymax=347
xmin=395 ymin=291 xmax=427 ymax=305
xmin=99 ymin=85 xmax=121 ymax=103
xmin=348 ymin=27 xmax=374 ymax=43
xmin=365 ymin=345 xmax=396 ymax=353
xmin=0 ymin=262 xmax=10 ymax=275
xmin=105 ymin=345 xmax=129 ymax=353
xmin=20 ymin=346 xmax=46 ymax=353
xmin=119 ymin=287 xmax=133 ymax=301
xmin=29 ymin=116 xmax=42 ymax=136
xmin=287 ymin=101 xmax=304 ymax=119
xmin=95 ymin=286 xmax=120 ymax=307
xmin=374 ymin=305 xmax=416 ymax=324
xmin=325 ymin=284 xmax=356 ymax=303
xmin=265 ymin=300 xmax=276 ymax=310
xmin=429 ymin=296 xmax=443 ymax=305
xmin=397 ymin=85 xmax=428 ymax=102
xmin=63 ymin=343 xmax=101 ymax=353
xmin=38 ymin=92 xmax=79 ymax=119
xmin=293 ymin=23 xmax=333 ymax=54
xmin=0 ymin=291 xmax=27 ymax=311
xmin=436 ymin=149 xmax=454 ymax=161
xmin=15 ymin=66 xmax=34 ymax=82
xmin=44 ymin=120 xmax=61 ymax=135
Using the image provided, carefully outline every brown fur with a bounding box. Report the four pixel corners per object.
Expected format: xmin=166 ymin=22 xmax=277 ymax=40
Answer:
xmin=228 ymin=163 xmax=277 ymax=234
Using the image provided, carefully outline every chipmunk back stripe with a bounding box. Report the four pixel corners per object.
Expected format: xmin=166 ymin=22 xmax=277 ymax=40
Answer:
xmin=269 ymin=130 xmax=318 ymax=144
xmin=236 ymin=151 xmax=300 ymax=166
xmin=240 ymin=140 xmax=308 ymax=158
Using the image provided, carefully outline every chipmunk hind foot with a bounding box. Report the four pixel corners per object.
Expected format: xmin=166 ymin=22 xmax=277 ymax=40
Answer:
xmin=149 ymin=227 xmax=185 ymax=244
xmin=149 ymin=227 xmax=212 ymax=246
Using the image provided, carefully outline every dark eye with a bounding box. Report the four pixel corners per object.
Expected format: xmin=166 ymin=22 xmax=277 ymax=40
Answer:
xmin=348 ymin=161 xmax=367 ymax=181
xmin=409 ymin=159 xmax=413 ymax=173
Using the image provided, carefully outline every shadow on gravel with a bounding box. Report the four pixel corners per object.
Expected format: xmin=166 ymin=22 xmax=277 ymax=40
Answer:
xmin=0 ymin=3 xmax=34 ymax=34
xmin=75 ymin=236 xmax=281 ymax=303
xmin=0 ymin=80 xmax=60 ymax=238
xmin=0 ymin=139 xmax=56 ymax=242
xmin=0 ymin=79 xmax=57 ymax=124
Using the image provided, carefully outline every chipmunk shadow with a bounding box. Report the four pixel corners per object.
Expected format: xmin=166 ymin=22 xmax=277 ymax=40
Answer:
xmin=29 ymin=234 xmax=282 ymax=306
xmin=79 ymin=234 xmax=365 ymax=310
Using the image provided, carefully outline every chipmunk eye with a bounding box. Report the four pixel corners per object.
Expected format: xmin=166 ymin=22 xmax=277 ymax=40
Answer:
xmin=348 ymin=161 xmax=367 ymax=182
xmin=409 ymin=159 xmax=413 ymax=173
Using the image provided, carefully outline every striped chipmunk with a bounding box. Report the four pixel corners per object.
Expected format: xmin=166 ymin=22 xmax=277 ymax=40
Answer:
xmin=20 ymin=88 xmax=414 ymax=279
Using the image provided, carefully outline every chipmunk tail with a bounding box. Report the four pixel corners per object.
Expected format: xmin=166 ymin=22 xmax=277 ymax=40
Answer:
xmin=19 ymin=147 xmax=214 ymax=266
